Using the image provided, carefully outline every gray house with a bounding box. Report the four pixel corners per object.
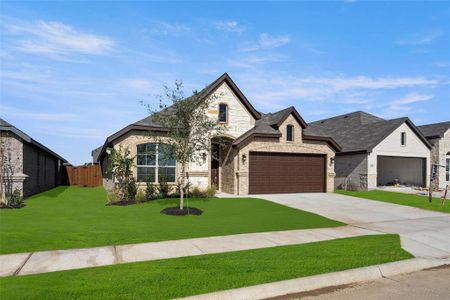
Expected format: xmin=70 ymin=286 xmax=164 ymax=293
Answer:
xmin=305 ymin=111 xmax=432 ymax=191
xmin=418 ymin=121 xmax=450 ymax=190
xmin=0 ymin=118 xmax=68 ymax=197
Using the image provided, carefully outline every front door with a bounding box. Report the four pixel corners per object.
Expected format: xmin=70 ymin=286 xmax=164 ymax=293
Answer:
xmin=211 ymin=143 xmax=220 ymax=187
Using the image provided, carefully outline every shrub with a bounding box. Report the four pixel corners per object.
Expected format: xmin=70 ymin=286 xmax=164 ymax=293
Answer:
xmin=136 ymin=189 xmax=146 ymax=203
xmin=107 ymin=190 xmax=119 ymax=204
xmin=126 ymin=177 xmax=137 ymax=201
xmin=158 ymin=175 xmax=170 ymax=198
xmin=206 ymin=185 xmax=217 ymax=198
xmin=190 ymin=186 xmax=207 ymax=198
xmin=145 ymin=182 xmax=157 ymax=201
xmin=8 ymin=188 xmax=24 ymax=207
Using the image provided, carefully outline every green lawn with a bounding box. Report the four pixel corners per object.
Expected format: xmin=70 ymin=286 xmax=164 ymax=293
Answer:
xmin=0 ymin=234 xmax=412 ymax=300
xmin=336 ymin=189 xmax=450 ymax=213
xmin=0 ymin=186 xmax=344 ymax=254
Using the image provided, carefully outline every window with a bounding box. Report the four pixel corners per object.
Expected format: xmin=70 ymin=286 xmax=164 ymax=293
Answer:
xmin=286 ymin=125 xmax=294 ymax=142
xmin=446 ymin=158 xmax=449 ymax=182
xmin=137 ymin=143 xmax=176 ymax=183
xmin=401 ymin=132 xmax=406 ymax=146
xmin=218 ymin=103 xmax=228 ymax=123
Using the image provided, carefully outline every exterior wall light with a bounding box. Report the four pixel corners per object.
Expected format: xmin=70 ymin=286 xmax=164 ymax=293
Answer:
xmin=330 ymin=157 xmax=335 ymax=166
xmin=202 ymin=153 xmax=207 ymax=163
xmin=242 ymin=154 xmax=247 ymax=164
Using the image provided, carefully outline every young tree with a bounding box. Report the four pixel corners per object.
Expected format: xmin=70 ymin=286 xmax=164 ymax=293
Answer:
xmin=148 ymin=81 xmax=223 ymax=210
xmin=106 ymin=146 xmax=135 ymax=202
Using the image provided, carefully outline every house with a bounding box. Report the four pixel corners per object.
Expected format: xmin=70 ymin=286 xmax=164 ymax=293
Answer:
xmin=94 ymin=73 xmax=341 ymax=195
xmin=0 ymin=118 xmax=68 ymax=197
xmin=305 ymin=111 xmax=432 ymax=191
xmin=418 ymin=121 xmax=450 ymax=190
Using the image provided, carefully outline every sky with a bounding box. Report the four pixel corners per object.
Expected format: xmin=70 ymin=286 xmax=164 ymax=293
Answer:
xmin=1 ymin=1 xmax=450 ymax=165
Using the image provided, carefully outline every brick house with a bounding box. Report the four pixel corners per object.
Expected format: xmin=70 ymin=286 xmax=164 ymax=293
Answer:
xmin=94 ymin=73 xmax=340 ymax=195
xmin=0 ymin=118 xmax=68 ymax=197
xmin=418 ymin=121 xmax=450 ymax=190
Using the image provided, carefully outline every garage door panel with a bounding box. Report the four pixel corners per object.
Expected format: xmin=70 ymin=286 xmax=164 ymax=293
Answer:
xmin=249 ymin=152 xmax=325 ymax=194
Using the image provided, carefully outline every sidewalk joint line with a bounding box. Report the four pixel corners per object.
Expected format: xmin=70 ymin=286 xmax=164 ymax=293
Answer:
xmin=13 ymin=252 xmax=33 ymax=276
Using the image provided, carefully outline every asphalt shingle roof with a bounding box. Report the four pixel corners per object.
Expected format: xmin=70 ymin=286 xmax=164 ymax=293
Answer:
xmin=305 ymin=111 xmax=430 ymax=153
xmin=418 ymin=121 xmax=450 ymax=139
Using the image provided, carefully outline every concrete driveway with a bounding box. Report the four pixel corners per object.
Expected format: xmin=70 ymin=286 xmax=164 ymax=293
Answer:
xmin=255 ymin=193 xmax=450 ymax=259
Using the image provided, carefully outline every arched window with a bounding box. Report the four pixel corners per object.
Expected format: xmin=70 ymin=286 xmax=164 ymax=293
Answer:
xmin=137 ymin=143 xmax=176 ymax=183
xmin=218 ymin=103 xmax=228 ymax=123
xmin=286 ymin=125 xmax=294 ymax=142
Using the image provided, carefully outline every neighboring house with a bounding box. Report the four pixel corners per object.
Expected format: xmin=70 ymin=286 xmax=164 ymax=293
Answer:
xmin=0 ymin=118 xmax=68 ymax=197
xmin=94 ymin=73 xmax=341 ymax=195
xmin=418 ymin=121 xmax=450 ymax=190
xmin=305 ymin=111 xmax=432 ymax=191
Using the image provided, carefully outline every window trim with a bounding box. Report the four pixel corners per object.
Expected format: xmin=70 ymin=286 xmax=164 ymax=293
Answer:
xmin=400 ymin=132 xmax=406 ymax=146
xmin=218 ymin=103 xmax=228 ymax=123
xmin=286 ymin=124 xmax=294 ymax=142
xmin=136 ymin=143 xmax=176 ymax=183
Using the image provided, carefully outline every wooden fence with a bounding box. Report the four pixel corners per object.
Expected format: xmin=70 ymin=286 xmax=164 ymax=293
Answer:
xmin=66 ymin=164 xmax=102 ymax=187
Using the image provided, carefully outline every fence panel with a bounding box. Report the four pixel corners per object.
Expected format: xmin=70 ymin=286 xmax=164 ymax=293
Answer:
xmin=66 ymin=164 xmax=102 ymax=187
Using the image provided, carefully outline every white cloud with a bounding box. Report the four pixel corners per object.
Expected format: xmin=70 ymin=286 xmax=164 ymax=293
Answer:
xmin=215 ymin=20 xmax=245 ymax=33
xmin=120 ymin=79 xmax=156 ymax=92
xmin=241 ymin=33 xmax=290 ymax=52
xmin=227 ymin=54 xmax=287 ymax=68
xmin=233 ymin=72 xmax=442 ymax=112
xmin=391 ymin=93 xmax=434 ymax=105
xmin=1 ymin=105 xmax=79 ymax=121
xmin=149 ymin=21 xmax=190 ymax=36
xmin=2 ymin=19 xmax=115 ymax=58
xmin=396 ymin=30 xmax=443 ymax=46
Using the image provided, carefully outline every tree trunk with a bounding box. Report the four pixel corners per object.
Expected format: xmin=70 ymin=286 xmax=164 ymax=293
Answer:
xmin=179 ymin=164 xmax=185 ymax=210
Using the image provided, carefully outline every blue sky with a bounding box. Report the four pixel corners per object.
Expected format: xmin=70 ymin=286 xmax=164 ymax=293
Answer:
xmin=1 ymin=1 xmax=449 ymax=164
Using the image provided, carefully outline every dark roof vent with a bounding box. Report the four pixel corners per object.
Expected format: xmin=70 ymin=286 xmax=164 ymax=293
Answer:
xmin=343 ymin=115 xmax=349 ymax=119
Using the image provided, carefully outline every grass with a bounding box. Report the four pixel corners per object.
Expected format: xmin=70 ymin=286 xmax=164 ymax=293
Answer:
xmin=0 ymin=234 xmax=412 ymax=300
xmin=0 ymin=186 xmax=344 ymax=254
xmin=336 ymin=189 xmax=450 ymax=213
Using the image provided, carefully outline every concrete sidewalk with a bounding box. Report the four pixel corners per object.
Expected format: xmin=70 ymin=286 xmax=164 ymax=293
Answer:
xmin=0 ymin=225 xmax=379 ymax=277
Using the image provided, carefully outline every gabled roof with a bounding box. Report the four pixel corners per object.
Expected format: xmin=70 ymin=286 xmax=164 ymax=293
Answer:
xmin=95 ymin=73 xmax=341 ymax=161
xmin=418 ymin=121 xmax=450 ymax=139
xmin=0 ymin=118 xmax=68 ymax=163
xmin=96 ymin=73 xmax=262 ymax=161
xmin=305 ymin=111 xmax=431 ymax=153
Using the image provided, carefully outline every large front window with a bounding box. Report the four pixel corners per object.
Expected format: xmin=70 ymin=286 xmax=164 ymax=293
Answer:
xmin=137 ymin=143 xmax=176 ymax=183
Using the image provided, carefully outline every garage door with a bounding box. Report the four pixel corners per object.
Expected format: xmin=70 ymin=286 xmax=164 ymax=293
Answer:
xmin=249 ymin=152 xmax=326 ymax=194
xmin=377 ymin=156 xmax=425 ymax=187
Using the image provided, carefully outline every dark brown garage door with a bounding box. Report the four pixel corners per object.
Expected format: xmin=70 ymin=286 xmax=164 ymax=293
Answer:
xmin=249 ymin=152 xmax=326 ymax=194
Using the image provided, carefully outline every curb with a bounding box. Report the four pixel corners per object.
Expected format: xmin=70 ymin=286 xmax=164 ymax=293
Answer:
xmin=178 ymin=257 xmax=450 ymax=300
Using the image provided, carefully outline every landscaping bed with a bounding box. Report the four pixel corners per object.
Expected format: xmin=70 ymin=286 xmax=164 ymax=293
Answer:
xmin=0 ymin=186 xmax=344 ymax=254
xmin=336 ymin=189 xmax=450 ymax=213
xmin=0 ymin=234 xmax=412 ymax=299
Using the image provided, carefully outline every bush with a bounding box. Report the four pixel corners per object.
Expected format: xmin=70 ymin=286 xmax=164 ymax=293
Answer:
xmin=136 ymin=189 xmax=146 ymax=203
xmin=126 ymin=178 xmax=137 ymax=201
xmin=107 ymin=190 xmax=119 ymax=204
xmin=7 ymin=188 xmax=24 ymax=208
xmin=158 ymin=175 xmax=170 ymax=198
xmin=206 ymin=185 xmax=217 ymax=198
xmin=145 ymin=182 xmax=157 ymax=201
xmin=190 ymin=186 xmax=207 ymax=198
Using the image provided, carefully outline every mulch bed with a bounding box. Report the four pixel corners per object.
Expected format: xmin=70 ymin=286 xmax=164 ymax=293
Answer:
xmin=160 ymin=206 xmax=203 ymax=216
xmin=0 ymin=203 xmax=25 ymax=209
xmin=107 ymin=200 xmax=137 ymax=206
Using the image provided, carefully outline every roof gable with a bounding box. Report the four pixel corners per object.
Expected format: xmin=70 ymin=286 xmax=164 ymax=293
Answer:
xmin=305 ymin=112 xmax=431 ymax=153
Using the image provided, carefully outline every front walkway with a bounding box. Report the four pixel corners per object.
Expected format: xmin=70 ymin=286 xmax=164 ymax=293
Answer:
xmin=254 ymin=193 xmax=450 ymax=258
xmin=0 ymin=225 xmax=379 ymax=277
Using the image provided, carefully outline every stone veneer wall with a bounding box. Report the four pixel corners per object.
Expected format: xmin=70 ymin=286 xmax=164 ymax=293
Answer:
xmin=334 ymin=153 xmax=368 ymax=191
xmin=1 ymin=132 xmax=25 ymax=196
xmin=429 ymin=129 xmax=450 ymax=190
